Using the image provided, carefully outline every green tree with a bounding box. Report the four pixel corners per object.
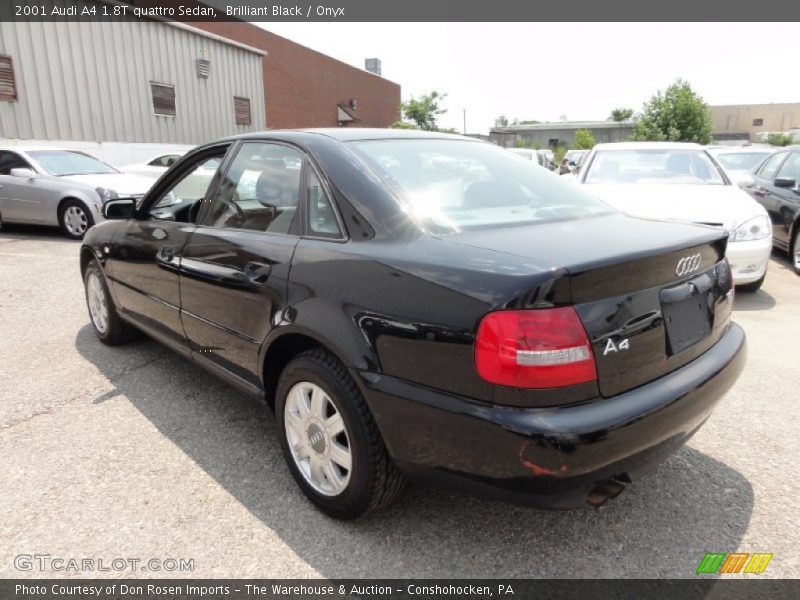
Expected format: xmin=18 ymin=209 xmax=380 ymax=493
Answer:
xmin=553 ymin=141 xmax=568 ymax=165
xmin=609 ymin=108 xmax=634 ymax=122
xmin=631 ymin=79 xmax=713 ymax=144
xmin=766 ymin=133 xmax=796 ymax=146
xmin=572 ymin=129 xmax=596 ymax=150
xmin=517 ymin=119 xmax=540 ymax=125
xmin=495 ymin=115 xmax=509 ymax=128
xmin=393 ymin=91 xmax=448 ymax=131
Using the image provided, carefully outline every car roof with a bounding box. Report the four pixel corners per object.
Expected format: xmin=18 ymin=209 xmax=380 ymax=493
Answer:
xmin=0 ymin=146 xmax=78 ymax=153
xmin=593 ymin=142 xmax=705 ymax=151
xmin=706 ymin=145 xmax=775 ymax=153
xmin=233 ymin=128 xmax=475 ymax=143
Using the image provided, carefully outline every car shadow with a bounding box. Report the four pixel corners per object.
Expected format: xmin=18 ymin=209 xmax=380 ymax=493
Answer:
xmin=75 ymin=324 xmax=754 ymax=578
xmin=0 ymin=223 xmax=73 ymax=240
xmin=733 ymin=290 xmax=776 ymax=311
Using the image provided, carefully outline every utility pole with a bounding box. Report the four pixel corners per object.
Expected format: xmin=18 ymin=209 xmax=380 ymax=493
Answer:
xmin=463 ymin=109 xmax=466 ymax=135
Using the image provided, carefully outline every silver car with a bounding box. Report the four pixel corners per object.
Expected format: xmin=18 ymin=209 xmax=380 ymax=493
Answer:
xmin=0 ymin=147 xmax=154 ymax=239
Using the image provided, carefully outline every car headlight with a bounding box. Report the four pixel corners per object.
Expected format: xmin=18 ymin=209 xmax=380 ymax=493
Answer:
xmin=730 ymin=215 xmax=771 ymax=242
xmin=95 ymin=187 xmax=119 ymax=203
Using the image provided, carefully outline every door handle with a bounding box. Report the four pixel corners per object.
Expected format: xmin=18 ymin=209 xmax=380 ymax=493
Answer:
xmin=244 ymin=261 xmax=272 ymax=285
xmin=155 ymin=246 xmax=178 ymax=266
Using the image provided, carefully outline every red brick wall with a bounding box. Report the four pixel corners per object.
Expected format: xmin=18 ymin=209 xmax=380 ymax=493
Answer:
xmin=193 ymin=22 xmax=401 ymax=129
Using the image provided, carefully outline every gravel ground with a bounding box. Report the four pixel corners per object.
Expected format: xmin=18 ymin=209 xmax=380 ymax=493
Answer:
xmin=1 ymin=224 xmax=798 ymax=579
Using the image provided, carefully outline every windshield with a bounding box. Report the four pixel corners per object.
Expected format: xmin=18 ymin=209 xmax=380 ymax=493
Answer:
xmin=351 ymin=139 xmax=615 ymax=234
xmin=713 ymin=151 xmax=773 ymax=172
xmin=584 ymin=149 xmax=726 ymax=185
xmin=28 ymin=150 xmax=119 ymax=176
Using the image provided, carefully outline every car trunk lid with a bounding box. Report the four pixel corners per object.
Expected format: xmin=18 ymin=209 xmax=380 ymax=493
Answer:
xmin=446 ymin=213 xmax=733 ymax=397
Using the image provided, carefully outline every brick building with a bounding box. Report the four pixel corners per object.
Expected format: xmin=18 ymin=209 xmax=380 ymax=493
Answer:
xmin=195 ymin=22 xmax=400 ymax=130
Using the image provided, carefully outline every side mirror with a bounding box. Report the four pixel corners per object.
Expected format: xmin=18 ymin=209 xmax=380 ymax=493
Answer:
xmin=774 ymin=177 xmax=797 ymax=189
xmin=103 ymin=197 xmax=137 ymax=219
xmin=10 ymin=167 xmax=37 ymax=179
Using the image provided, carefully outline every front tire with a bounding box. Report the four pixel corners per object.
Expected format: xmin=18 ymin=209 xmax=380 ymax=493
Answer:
xmin=276 ymin=349 xmax=405 ymax=519
xmin=59 ymin=199 xmax=94 ymax=240
xmin=83 ymin=260 xmax=139 ymax=345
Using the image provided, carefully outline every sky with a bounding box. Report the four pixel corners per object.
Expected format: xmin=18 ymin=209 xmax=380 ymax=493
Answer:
xmin=259 ymin=22 xmax=799 ymax=134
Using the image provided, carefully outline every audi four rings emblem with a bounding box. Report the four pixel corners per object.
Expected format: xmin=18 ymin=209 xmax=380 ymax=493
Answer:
xmin=675 ymin=253 xmax=702 ymax=277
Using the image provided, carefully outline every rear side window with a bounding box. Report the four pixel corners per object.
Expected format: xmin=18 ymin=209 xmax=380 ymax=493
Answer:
xmin=758 ymin=152 xmax=787 ymax=180
xmin=351 ymin=139 xmax=613 ymax=234
xmin=306 ymin=169 xmax=343 ymax=238
xmin=777 ymin=153 xmax=800 ymax=182
xmin=0 ymin=151 xmax=31 ymax=174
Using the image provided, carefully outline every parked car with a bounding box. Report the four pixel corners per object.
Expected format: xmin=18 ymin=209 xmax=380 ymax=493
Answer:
xmin=0 ymin=147 xmax=153 ymax=239
xmin=578 ymin=142 xmax=773 ymax=291
xmin=539 ymin=148 xmax=555 ymax=169
xmin=508 ymin=148 xmax=549 ymax=168
xmin=561 ymin=149 xmax=590 ymax=175
xmin=741 ymin=145 xmax=800 ymax=274
xmin=706 ymin=145 xmax=775 ymax=187
xmin=120 ymin=152 xmax=186 ymax=180
xmin=81 ymin=129 xmax=745 ymax=518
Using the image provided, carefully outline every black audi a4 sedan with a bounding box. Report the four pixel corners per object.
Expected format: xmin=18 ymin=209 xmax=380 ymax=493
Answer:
xmin=80 ymin=129 xmax=746 ymax=519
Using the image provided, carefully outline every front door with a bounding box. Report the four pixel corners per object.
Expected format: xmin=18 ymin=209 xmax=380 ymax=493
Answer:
xmin=0 ymin=150 xmax=42 ymax=222
xmin=178 ymin=141 xmax=304 ymax=388
xmin=770 ymin=152 xmax=800 ymax=247
xmin=107 ymin=145 xmax=230 ymax=348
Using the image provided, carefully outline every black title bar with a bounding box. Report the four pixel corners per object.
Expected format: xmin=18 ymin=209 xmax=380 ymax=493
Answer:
xmin=2 ymin=0 xmax=800 ymax=22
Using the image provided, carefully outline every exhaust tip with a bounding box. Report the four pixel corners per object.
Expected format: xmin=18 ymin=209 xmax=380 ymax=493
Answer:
xmin=586 ymin=479 xmax=626 ymax=509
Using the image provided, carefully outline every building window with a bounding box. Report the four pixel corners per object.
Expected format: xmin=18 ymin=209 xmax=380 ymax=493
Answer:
xmin=151 ymin=83 xmax=176 ymax=117
xmin=0 ymin=55 xmax=17 ymax=102
xmin=234 ymin=96 xmax=251 ymax=126
xmin=752 ymin=118 xmax=764 ymax=126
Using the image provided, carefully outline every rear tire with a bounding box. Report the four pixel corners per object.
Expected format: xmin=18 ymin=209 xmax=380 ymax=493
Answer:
xmin=59 ymin=199 xmax=94 ymax=240
xmin=791 ymin=228 xmax=800 ymax=275
xmin=736 ymin=274 xmax=765 ymax=293
xmin=83 ymin=259 xmax=140 ymax=345
xmin=276 ymin=349 xmax=406 ymax=519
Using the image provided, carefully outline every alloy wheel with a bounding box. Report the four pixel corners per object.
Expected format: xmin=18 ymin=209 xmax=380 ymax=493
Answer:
xmin=86 ymin=272 xmax=109 ymax=334
xmin=284 ymin=381 xmax=352 ymax=496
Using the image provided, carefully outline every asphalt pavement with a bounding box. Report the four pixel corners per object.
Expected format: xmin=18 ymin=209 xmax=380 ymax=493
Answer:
xmin=1 ymin=224 xmax=798 ymax=579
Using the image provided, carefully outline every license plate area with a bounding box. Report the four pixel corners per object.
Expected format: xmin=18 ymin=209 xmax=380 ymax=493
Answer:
xmin=660 ymin=273 xmax=714 ymax=356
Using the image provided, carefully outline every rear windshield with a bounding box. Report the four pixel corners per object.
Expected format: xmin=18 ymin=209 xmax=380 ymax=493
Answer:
xmin=713 ymin=151 xmax=773 ymax=172
xmin=584 ymin=149 xmax=726 ymax=185
xmin=350 ymin=139 xmax=614 ymax=233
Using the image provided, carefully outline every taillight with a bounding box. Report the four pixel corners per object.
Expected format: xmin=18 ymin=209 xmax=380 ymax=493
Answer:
xmin=475 ymin=307 xmax=597 ymax=388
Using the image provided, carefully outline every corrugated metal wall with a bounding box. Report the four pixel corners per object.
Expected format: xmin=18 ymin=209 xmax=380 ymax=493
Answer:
xmin=0 ymin=16 xmax=265 ymax=144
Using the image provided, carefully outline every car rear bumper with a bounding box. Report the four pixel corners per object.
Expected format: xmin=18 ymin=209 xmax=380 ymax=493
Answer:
xmin=727 ymin=237 xmax=772 ymax=284
xmin=358 ymin=322 xmax=746 ymax=509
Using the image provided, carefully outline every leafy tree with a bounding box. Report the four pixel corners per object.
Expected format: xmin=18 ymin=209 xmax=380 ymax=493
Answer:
xmin=631 ymin=79 xmax=713 ymax=144
xmin=495 ymin=115 xmax=509 ymax=128
xmin=553 ymin=141 xmax=568 ymax=165
xmin=517 ymin=119 xmax=540 ymax=125
xmin=766 ymin=133 xmax=797 ymax=146
xmin=609 ymin=108 xmax=634 ymax=122
xmin=394 ymin=91 xmax=448 ymax=131
xmin=572 ymin=129 xmax=596 ymax=150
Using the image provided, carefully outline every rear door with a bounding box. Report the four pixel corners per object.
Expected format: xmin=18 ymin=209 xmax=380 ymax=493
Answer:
xmin=178 ymin=141 xmax=304 ymax=388
xmin=750 ymin=151 xmax=789 ymax=246
xmin=770 ymin=152 xmax=800 ymax=246
xmin=107 ymin=144 xmax=230 ymax=348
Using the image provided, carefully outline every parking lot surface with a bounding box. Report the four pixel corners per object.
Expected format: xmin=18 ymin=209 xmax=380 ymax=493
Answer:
xmin=1 ymin=225 xmax=798 ymax=579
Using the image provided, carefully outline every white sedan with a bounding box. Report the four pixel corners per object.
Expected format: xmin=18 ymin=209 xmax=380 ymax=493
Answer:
xmin=577 ymin=142 xmax=772 ymax=291
xmin=706 ymin=145 xmax=776 ymax=187
xmin=120 ymin=152 xmax=185 ymax=179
